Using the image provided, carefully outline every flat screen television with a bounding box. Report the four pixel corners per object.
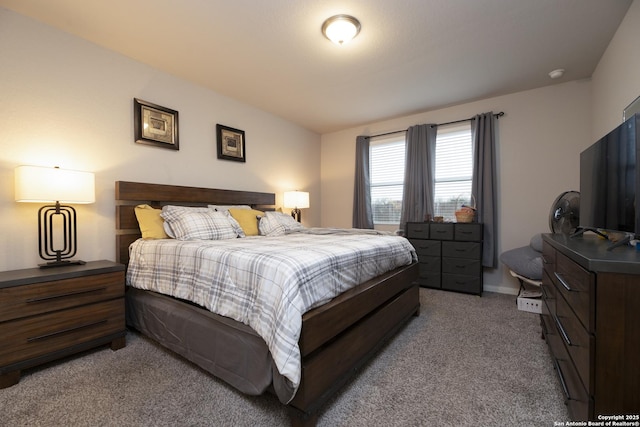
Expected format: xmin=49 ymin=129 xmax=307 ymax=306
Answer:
xmin=578 ymin=113 xmax=640 ymax=242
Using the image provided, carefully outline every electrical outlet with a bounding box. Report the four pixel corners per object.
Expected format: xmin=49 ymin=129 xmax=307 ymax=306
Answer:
xmin=517 ymin=296 xmax=542 ymax=314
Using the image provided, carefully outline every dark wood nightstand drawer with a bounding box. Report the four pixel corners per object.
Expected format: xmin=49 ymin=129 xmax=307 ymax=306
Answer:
xmin=0 ymin=299 xmax=124 ymax=367
xmin=0 ymin=271 xmax=124 ymax=323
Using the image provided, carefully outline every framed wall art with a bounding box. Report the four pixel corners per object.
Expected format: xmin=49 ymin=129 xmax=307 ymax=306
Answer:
xmin=134 ymin=98 xmax=179 ymax=150
xmin=216 ymin=124 xmax=246 ymax=162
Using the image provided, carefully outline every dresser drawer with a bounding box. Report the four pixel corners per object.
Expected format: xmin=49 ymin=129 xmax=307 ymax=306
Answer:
xmin=554 ymin=252 xmax=594 ymax=331
xmin=0 ymin=298 xmax=124 ymax=367
xmin=429 ymin=223 xmax=454 ymax=240
xmin=454 ymin=223 xmax=482 ymax=241
xmin=0 ymin=271 xmax=124 ymax=323
xmin=410 ymin=239 xmax=440 ymax=256
xmin=406 ymin=223 xmax=429 ymax=239
xmin=442 ymin=257 xmax=481 ymax=276
xmin=541 ymin=270 xmax=557 ymax=318
xmin=418 ymin=257 xmax=441 ymax=274
xmin=555 ymin=353 xmax=591 ymax=420
xmin=556 ymin=295 xmax=593 ymax=392
xmin=417 ymin=272 xmax=441 ymax=288
xmin=442 ymin=241 xmax=481 ymax=259
xmin=442 ymin=274 xmax=481 ymax=294
xmin=542 ymin=241 xmax=556 ymax=267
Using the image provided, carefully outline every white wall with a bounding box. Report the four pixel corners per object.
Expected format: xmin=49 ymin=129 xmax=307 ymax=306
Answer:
xmin=591 ymin=0 xmax=640 ymax=139
xmin=321 ymin=80 xmax=592 ymax=294
xmin=0 ymin=8 xmax=320 ymax=271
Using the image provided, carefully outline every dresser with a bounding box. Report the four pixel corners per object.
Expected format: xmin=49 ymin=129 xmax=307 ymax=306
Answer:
xmin=541 ymin=234 xmax=640 ymax=420
xmin=406 ymin=222 xmax=483 ymax=295
xmin=0 ymin=260 xmax=126 ymax=388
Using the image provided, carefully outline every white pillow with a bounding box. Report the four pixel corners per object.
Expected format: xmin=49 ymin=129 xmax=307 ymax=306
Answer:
xmin=259 ymin=211 xmax=304 ymax=236
xmin=160 ymin=205 xmax=240 ymax=240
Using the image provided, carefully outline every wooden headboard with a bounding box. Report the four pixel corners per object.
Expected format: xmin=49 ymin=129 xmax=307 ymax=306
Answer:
xmin=115 ymin=181 xmax=275 ymax=265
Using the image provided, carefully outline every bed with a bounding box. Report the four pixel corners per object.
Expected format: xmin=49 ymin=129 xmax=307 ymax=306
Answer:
xmin=115 ymin=181 xmax=420 ymax=426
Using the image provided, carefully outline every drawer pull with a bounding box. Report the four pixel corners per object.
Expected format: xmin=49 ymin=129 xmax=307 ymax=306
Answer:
xmin=26 ymin=287 xmax=107 ymax=303
xmin=27 ymin=319 xmax=108 ymax=342
xmin=554 ymin=315 xmax=573 ymax=347
xmin=554 ymin=272 xmax=574 ymax=292
xmin=552 ymin=358 xmax=571 ymax=401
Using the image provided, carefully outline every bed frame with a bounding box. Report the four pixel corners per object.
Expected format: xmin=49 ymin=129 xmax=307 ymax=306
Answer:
xmin=115 ymin=181 xmax=419 ymax=426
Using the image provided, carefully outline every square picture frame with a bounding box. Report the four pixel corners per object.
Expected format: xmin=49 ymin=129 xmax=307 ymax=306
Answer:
xmin=216 ymin=124 xmax=246 ymax=162
xmin=134 ymin=98 xmax=179 ymax=150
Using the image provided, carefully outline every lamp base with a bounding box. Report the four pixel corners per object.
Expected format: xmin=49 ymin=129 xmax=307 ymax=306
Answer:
xmin=39 ymin=259 xmax=87 ymax=269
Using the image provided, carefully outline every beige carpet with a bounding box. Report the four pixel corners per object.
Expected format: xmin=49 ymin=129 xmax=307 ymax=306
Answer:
xmin=1 ymin=288 xmax=569 ymax=426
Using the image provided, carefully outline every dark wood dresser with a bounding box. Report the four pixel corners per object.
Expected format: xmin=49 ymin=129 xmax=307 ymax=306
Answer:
xmin=0 ymin=260 xmax=126 ymax=388
xmin=541 ymin=234 xmax=640 ymax=420
xmin=406 ymin=222 xmax=483 ymax=295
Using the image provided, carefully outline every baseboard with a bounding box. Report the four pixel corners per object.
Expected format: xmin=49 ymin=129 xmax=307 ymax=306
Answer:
xmin=483 ymin=283 xmax=520 ymax=295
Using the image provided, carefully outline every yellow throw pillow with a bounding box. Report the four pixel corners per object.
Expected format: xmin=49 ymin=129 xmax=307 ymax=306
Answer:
xmin=228 ymin=208 xmax=264 ymax=236
xmin=134 ymin=204 xmax=169 ymax=239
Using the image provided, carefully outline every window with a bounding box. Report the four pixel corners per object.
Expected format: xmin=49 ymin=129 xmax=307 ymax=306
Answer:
xmin=433 ymin=123 xmax=473 ymax=221
xmin=369 ymin=123 xmax=473 ymax=225
xmin=370 ymin=136 xmax=405 ymax=224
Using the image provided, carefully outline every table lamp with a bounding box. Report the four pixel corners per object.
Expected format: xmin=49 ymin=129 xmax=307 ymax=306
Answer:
xmin=283 ymin=191 xmax=309 ymax=222
xmin=15 ymin=165 xmax=95 ymax=268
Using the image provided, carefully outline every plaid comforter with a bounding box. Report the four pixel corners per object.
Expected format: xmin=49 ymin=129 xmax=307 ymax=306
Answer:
xmin=126 ymin=229 xmax=417 ymax=402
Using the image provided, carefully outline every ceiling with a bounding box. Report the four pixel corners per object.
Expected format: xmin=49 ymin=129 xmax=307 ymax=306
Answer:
xmin=0 ymin=0 xmax=633 ymax=134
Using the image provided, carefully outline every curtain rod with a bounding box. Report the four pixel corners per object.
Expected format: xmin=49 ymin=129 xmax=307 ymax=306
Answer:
xmin=365 ymin=111 xmax=504 ymax=139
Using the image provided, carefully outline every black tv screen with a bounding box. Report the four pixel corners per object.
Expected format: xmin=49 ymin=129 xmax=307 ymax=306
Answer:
xmin=579 ymin=114 xmax=639 ymax=237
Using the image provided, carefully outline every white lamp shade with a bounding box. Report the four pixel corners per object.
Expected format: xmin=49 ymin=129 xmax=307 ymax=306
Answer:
xmin=15 ymin=165 xmax=95 ymax=204
xmin=283 ymin=191 xmax=310 ymax=209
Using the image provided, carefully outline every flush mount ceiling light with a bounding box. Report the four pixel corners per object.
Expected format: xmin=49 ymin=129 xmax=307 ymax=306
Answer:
xmin=548 ymin=68 xmax=565 ymax=79
xmin=322 ymin=14 xmax=361 ymax=45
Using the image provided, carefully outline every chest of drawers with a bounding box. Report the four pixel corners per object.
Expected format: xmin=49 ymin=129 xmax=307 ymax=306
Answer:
xmin=406 ymin=222 xmax=483 ymax=295
xmin=0 ymin=260 xmax=126 ymax=388
xmin=541 ymin=234 xmax=640 ymax=420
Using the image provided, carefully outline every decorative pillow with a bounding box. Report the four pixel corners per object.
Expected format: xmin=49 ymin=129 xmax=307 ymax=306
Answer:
xmin=208 ymin=204 xmax=252 ymax=212
xmin=259 ymin=211 xmax=304 ymax=237
xmin=228 ymin=208 xmax=264 ymax=236
xmin=160 ymin=205 xmax=240 ymax=240
xmin=223 ymin=210 xmax=246 ymax=238
xmin=134 ymin=204 xmax=169 ymax=239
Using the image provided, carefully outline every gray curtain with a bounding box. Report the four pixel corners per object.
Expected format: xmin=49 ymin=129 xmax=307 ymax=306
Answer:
xmin=352 ymin=135 xmax=374 ymax=229
xmin=399 ymin=124 xmax=437 ymax=229
xmin=471 ymin=112 xmax=498 ymax=268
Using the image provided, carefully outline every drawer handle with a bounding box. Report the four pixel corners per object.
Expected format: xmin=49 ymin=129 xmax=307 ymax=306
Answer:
xmin=552 ymin=358 xmax=571 ymax=401
xmin=26 ymin=287 xmax=108 ymax=303
xmin=27 ymin=319 xmax=108 ymax=342
xmin=554 ymin=272 xmax=574 ymax=292
xmin=554 ymin=315 xmax=573 ymax=347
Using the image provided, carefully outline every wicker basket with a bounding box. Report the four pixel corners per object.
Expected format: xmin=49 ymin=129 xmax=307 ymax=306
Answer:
xmin=455 ymin=211 xmax=475 ymax=223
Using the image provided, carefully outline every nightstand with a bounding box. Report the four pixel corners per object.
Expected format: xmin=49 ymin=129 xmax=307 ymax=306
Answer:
xmin=0 ymin=260 xmax=126 ymax=388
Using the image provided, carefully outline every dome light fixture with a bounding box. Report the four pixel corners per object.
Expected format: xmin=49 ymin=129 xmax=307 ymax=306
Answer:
xmin=548 ymin=68 xmax=565 ymax=79
xmin=322 ymin=15 xmax=361 ymax=45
